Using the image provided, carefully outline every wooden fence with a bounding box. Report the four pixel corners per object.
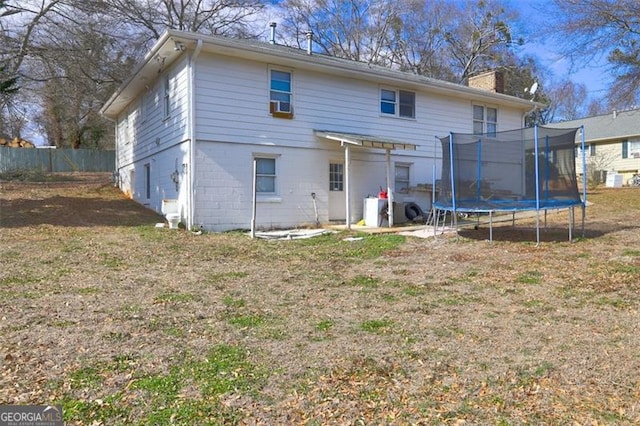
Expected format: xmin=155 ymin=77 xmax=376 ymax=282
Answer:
xmin=0 ymin=147 xmax=115 ymax=173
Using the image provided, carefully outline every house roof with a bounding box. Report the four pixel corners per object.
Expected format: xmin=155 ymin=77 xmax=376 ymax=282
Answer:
xmin=549 ymin=108 xmax=640 ymax=144
xmin=101 ymin=29 xmax=543 ymax=119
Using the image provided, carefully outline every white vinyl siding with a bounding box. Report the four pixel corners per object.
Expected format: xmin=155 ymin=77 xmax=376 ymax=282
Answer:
xmin=193 ymin=53 xmax=525 ymax=152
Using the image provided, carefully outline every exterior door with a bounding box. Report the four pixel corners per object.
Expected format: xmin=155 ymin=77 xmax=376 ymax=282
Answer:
xmin=328 ymin=162 xmax=345 ymax=220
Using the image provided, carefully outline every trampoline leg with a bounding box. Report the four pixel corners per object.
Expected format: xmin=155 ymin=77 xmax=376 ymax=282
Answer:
xmin=453 ymin=211 xmax=459 ymax=241
xmin=490 ymin=211 xmax=494 ymax=243
xmin=569 ymin=206 xmax=574 ymax=242
xmin=536 ymin=210 xmax=540 ymax=246
xmin=544 ymin=209 xmax=548 ymax=230
xmin=433 ymin=209 xmax=438 ymax=238
xmin=512 ymin=212 xmax=515 ymax=227
xmin=581 ymin=205 xmax=586 ymax=237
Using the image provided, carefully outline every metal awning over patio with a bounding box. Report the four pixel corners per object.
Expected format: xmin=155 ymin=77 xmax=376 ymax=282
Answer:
xmin=314 ymin=130 xmax=419 ymax=230
xmin=314 ymin=130 xmax=417 ymax=151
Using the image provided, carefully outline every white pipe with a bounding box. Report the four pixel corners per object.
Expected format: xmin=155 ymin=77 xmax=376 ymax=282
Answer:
xmin=269 ymin=22 xmax=277 ymax=44
xmin=306 ymin=30 xmax=313 ymax=55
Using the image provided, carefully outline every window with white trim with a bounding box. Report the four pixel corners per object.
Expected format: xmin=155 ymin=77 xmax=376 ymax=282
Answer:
xmin=473 ymin=104 xmax=497 ymax=136
xmin=329 ymin=163 xmax=344 ymax=191
xmin=144 ymin=163 xmax=151 ymax=199
xmin=255 ymin=157 xmax=276 ymax=194
xmin=394 ymin=163 xmax=411 ymax=193
xmin=381 ymin=88 xmax=415 ymax=118
xmin=269 ymin=68 xmax=293 ymax=117
xmin=629 ymin=139 xmax=640 ymax=158
xmin=163 ymin=75 xmax=171 ymax=118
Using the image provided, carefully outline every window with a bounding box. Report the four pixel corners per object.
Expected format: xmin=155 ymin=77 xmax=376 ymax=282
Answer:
xmin=589 ymin=144 xmax=596 ymax=156
xmin=622 ymin=140 xmax=628 ymax=159
xmin=255 ymin=157 xmax=276 ymax=193
xmin=163 ymin=75 xmax=171 ymax=118
xmin=473 ymin=105 xmax=497 ymax=136
xmin=630 ymin=140 xmax=640 ymax=158
xmin=144 ymin=163 xmax=151 ymax=199
xmin=270 ymin=69 xmax=292 ymax=116
xmin=395 ymin=164 xmax=411 ymax=192
xmin=329 ymin=163 xmax=344 ymax=191
xmin=381 ymin=88 xmax=415 ymax=118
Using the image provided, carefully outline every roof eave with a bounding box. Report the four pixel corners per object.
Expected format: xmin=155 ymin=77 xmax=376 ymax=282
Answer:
xmin=102 ymin=29 xmax=542 ymax=118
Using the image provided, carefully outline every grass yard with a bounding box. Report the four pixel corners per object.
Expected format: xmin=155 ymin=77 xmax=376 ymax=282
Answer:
xmin=1 ymin=172 xmax=639 ymax=424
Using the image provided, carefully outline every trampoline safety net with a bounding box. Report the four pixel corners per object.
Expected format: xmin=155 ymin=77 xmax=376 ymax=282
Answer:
xmin=434 ymin=126 xmax=583 ymax=213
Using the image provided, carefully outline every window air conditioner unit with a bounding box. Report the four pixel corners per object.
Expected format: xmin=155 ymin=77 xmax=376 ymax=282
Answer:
xmin=271 ymin=100 xmax=291 ymax=113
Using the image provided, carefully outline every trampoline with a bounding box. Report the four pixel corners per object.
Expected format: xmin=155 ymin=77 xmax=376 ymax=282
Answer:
xmin=433 ymin=125 xmax=586 ymax=243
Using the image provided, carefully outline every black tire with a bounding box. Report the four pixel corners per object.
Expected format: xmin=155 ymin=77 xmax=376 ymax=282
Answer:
xmin=405 ymin=202 xmax=422 ymax=221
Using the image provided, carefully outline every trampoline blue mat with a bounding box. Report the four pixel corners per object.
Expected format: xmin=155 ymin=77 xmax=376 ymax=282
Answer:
xmin=433 ymin=198 xmax=584 ymax=213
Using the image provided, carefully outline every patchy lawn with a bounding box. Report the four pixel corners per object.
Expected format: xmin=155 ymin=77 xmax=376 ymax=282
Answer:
xmin=1 ymin=172 xmax=639 ymax=424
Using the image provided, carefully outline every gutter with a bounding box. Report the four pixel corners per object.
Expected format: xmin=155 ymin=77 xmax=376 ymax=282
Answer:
xmin=188 ymin=39 xmax=204 ymax=230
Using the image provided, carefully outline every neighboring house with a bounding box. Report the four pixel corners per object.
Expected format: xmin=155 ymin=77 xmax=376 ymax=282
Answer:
xmin=100 ymin=29 xmax=539 ymax=232
xmin=550 ymin=108 xmax=640 ymax=185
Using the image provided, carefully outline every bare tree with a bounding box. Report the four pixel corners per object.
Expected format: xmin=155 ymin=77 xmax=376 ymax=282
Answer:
xmin=102 ymin=0 xmax=267 ymax=48
xmin=1 ymin=0 xmax=267 ymax=147
xmin=279 ymin=0 xmax=404 ymax=66
xmin=386 ymin=0 xmax=456 ymax=80
xmin=443 ymin=0 xmax=522 ymax=84
xmin=549 ymin=0 xmax=640 ymax=108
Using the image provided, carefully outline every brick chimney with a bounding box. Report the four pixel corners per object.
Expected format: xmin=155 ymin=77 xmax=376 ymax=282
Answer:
xmin=468 ymin=70 xmax=504 ymax=94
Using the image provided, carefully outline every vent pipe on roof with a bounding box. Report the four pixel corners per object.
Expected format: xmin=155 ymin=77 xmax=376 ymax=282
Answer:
xmin=613 ymin=109 xmax=617 ymax=119
xmin=306 ymin=30 xmax=313 ymax=55
xmin=269 ymin=22 xmax=277 ymax=44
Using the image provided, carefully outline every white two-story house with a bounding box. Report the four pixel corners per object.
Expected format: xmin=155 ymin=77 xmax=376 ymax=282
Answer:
xmin=100 ymin=28 xmax=539 ymax=232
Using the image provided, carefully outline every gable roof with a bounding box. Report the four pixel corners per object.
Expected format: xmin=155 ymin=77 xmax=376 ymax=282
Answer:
xmin=549 ymin=108 xmax=640 ymax=143
xmin=101 ymin=29 xmax=542 ymax=119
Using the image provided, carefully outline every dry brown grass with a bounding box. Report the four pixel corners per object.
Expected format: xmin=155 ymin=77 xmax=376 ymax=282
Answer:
xmin=1 ymin=172 xmax=639 ymax=424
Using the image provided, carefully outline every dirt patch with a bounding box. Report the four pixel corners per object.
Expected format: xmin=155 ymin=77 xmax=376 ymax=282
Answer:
xmin=1 ymin=173 xmax=640 ymax=424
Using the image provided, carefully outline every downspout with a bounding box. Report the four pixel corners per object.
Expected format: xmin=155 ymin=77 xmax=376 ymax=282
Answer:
xmin=188 ymin=39 xmax=203 ymax=230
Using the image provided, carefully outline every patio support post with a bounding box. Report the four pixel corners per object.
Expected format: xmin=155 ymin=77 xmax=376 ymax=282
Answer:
xmin=344 ymin=143 xmax=351 ymax=230
xmin=251 ymin=158 xmax=257 ymax=238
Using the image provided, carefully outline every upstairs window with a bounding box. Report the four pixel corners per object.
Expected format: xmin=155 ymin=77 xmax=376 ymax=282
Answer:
xmin=163 ymin=75 xmax=171 ymax=118
xmin=269 ymin=69 xmax=293 ymax=118
xmin=473 ymin=105 xmax=497 ymax=136
xmin=381 ymin=88 xmax=415 ymax=118
xmin=622 ymin=140 xmax=628 ymax=159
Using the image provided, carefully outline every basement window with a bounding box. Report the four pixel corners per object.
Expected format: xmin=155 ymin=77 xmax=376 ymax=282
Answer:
xmin=255 ymin=157 xmax=276 ymax=194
